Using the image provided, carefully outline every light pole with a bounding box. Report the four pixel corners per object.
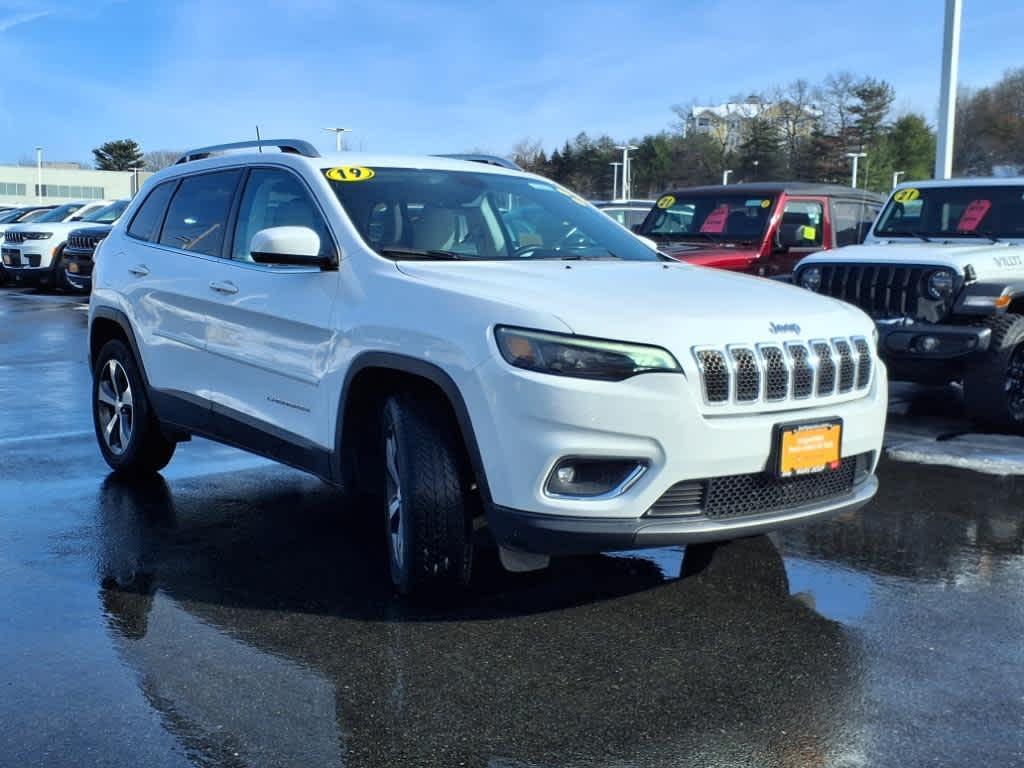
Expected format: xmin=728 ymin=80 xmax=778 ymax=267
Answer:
xmin=615 ymin=144 xmax=638 ymax=200
xmin=722 ymin=169 xmax=733 ymax=185
xmin=935 ymin=0 xmax=962 ymax=179
xmin=609 ymin=162 xmax=622 ymax=201
xmin=322 ymin=127 xmax=352 ymax=152
xmin=845 ymin=152 xmax=867 ymax=188
xmin=752 ymin=159 xmax=760 ymax=180
xmin=35 ymin=146 xmax=42 ymax=202
xmin=892 ymin=170 xmax=905 ymax=190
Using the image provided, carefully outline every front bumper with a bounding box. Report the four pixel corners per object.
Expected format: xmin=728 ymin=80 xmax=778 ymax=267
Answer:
xmin=462 ymin=353 xmax=887 ymax=536
xmin=4 ymin=265 xmax=54 ymax=287
xmin=488 ymin=474 xmax=877 ymax=554
xmin=63 ymin=253 xmax=93 ymax=293
xmin=878 ymin=321 xmax=990 ymax=361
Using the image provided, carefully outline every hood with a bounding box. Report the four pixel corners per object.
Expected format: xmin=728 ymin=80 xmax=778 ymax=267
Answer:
xmin=69 ymin=224 xmax=114 ymax=237
xmin=797 ymin=241 xmax=1022 ymax=276
xmin=659 ymin=241 xmax=760 ymax=270
xmin=4 ymin=220 xmax=95 ymax=240
xmin=395 ymin=259 xmax=871 ymax=350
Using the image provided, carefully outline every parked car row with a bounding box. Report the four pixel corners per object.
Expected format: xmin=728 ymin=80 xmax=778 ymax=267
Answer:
xmin=1 ymin=198 xmax=128 ymax=291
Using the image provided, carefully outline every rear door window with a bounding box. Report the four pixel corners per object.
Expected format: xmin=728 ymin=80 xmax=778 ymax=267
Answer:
xmin=833 ymin=200 xmax=880 ymax=246
xmin=127 ymin=181 xmax=178 ymax=242
xmin=159 ymin=170 xmax=242 ymax=257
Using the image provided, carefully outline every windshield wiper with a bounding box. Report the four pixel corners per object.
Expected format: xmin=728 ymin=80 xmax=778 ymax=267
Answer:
xmin=975 ymin=230 xmax=1002 ymax=244
xmin=376 ymin=247 xmax=463 ymax=261
xmin=910 ymin=232 xmax=933 ymax=243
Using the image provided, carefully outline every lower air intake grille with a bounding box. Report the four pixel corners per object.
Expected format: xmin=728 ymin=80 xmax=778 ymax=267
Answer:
xmin=646 ymin=454 xmax=867 ymax=520
xmin=647 ymin=481 xmax=705 ymax=517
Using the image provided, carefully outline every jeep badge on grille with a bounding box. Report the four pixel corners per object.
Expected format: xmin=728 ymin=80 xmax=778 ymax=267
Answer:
xmin=769 ymin=322 xmax=801 ymax=335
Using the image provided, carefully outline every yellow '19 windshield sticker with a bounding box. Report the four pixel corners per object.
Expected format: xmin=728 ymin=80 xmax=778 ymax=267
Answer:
xmin=760 ymin=199 xmax=771 ymax=208
xmin=656 ymin=195 xmax=676 ymax=209
xmin=325 ymin=166 xmax=375 ymax=182
xmin=893 ymin=188 xmax=920 ymax=203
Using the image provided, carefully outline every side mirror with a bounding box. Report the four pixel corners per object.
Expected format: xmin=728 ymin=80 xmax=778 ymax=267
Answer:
xmin=250 ymin=226 xmax=330 ymax=267
xmin=775 ymin=224 xmax=815 ymax=251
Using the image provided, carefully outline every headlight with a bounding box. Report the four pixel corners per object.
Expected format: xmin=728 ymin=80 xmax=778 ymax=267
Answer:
xmin=926 ymin=270 xmax=955 ymax=299
xmin=798 ymin=266 xmax=822 ymax=292
xmin=495 ymin=326 xmax=681 ymax=381
xmin=25 ymin=232 xmax=52 ymax=240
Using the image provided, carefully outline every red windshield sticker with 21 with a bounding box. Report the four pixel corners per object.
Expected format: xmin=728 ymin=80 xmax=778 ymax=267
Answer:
xmin=700 ymin=204 xmax=730 ymax=234
xmin=957 ymin=199 xmax=992 ymax=232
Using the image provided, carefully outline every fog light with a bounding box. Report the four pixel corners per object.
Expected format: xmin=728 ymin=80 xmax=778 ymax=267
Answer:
xmin=917 ymin=335 xmax=940 ymax=352
xmin=545 ymin=458 xmax=646 ymax=498
xmin=68 ymin=262 xmax=79 ymax=273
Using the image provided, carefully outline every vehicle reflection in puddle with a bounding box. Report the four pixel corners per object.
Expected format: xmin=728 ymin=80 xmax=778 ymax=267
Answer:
xmin=94 ymin=473 xmax=865 ymax=768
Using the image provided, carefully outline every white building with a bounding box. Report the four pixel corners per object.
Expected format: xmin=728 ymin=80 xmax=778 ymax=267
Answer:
xmin=0 ymin=164 xmax=152 ymax=207
xmin=686 ymin=99 xmax=821 ymax=151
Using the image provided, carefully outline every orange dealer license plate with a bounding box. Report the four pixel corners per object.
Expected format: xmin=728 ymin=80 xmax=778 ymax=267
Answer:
xmin=776 ymin=421 xmax=842 ymax=477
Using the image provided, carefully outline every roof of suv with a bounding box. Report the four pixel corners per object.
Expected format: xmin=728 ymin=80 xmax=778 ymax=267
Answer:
xmin=663 ymin=182 xmax=884 ymax=201
xmin=157 ymin=149 xmax=531 ymax=181
xmin=892 ymin=177 xmax=1024 ymax=189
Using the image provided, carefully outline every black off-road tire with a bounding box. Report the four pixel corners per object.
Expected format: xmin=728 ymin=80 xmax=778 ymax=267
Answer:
xmin=92 ymin=339 xmax=176 ymax=475
xmin=964 ymin=313 xmax=1024 ymax=432
xmin=378 ymin=391 xmax=473 ymax=596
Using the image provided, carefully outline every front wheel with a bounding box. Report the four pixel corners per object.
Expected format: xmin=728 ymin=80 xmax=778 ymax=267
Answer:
xmin=92 ymin=339 xmax=176 ymax=474
xmin=379 ymin=392 xmax=473 ymax=595
xmin=964 ymin=313 xmax=1024 ymax=432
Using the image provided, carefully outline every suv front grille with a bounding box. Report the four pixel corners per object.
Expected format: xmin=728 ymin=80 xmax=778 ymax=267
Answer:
xmin=803 ymin=263 xmax=957 ymax=323
xmin=4 ymin=231 xmax=24 ymax=244
xmin=67 ymin=233 xmax=104 ymax=251
xmin=693 ymin=337 xmax=872 ymax=406
xmin=648 ymin=453 xmax=869 ymax=519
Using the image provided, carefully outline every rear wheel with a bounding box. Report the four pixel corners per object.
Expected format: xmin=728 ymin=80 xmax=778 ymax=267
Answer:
xmin=964 ymin=313 xmax=1024 ymax=432
xmin=378 ymin=391 xmax=473 ymax=595
xmin=93 ymin=339 xmax=176 ymax=474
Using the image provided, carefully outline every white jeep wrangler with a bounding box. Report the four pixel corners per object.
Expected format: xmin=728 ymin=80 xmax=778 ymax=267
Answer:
xmin=88 ymin=139 xmax=886 ymax=594
xmin=795 ymin=178 xmax=1024 ymax=430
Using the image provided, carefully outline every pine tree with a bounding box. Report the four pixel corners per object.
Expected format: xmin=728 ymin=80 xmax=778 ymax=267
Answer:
xmin=93 ymin=139 xmax=145 ymax=171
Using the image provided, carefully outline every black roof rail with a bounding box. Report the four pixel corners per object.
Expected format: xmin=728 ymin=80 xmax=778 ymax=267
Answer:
xmin=434 ymin=153 xmax=522 ymax=171
xmin=175 ymin=139 xmax=321 ymax=165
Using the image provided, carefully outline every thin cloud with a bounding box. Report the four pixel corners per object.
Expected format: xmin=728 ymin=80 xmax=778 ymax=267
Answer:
xmin=0 ymin=10 xmax=52 ymax=33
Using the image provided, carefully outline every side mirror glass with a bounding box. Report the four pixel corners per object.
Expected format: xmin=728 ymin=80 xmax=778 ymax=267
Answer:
xmin=250 ymin=226 xmax=328 ymax=267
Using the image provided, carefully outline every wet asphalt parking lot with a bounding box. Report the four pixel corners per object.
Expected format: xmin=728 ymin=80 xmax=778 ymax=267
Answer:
xmin=0 ymin=288 xmax=1022 ymax=768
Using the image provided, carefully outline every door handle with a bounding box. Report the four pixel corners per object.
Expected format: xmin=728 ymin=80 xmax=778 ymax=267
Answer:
xmin=209 ymin=280 xmax=238 ymax=295
xmin=128 ymin=264 xmax=149 ymax=277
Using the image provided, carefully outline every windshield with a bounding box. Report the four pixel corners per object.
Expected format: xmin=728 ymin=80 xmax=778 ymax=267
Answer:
xmin=875 ymin=185 xmax=1024 ymax=240
xmin=325 ymin=166 xmax=659 ymax=261
xmin=35 ymin=203 xmax=85 ymax=223
xmin=82 ymin=200 xmax=128 ymax=224
xmin=0 ymin=208 xmax=23 ymax=223
xmin=640 ymin=193 xmax=776 ymax=242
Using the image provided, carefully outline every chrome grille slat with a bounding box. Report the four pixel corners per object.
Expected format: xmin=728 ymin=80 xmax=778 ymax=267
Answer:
xmin=695 ymin=336 xmax=872 ymax=406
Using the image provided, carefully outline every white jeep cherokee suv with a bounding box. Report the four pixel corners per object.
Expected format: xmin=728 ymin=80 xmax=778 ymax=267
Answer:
xmin=88 ymin=139 xmax=887 ymax=594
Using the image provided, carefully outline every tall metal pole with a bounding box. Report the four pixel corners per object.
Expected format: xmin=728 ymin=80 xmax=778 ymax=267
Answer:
xmin=722 ymin=169 xmax=733 ymax=185
xmin=845 ymin=152 xmax=866 ymax=188
xmin=935 ymin=0 xmax=962 ymax=179
xmin=892 ymin=170 xmax=905 ymax=190
xmin=35 ymin=146 xmax=42 ymax=202
xmin=322 ymin=127 xmax=352 ymax=152
xmin=615 ymin=144 xmax=638 ymax=200
xmin=609 ymin=162 xmax=621 ymax=201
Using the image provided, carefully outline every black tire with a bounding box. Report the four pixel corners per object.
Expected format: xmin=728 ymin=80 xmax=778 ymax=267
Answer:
xmin=50 ymin=245 xmax=67 ymax=293
xmin=963 ymin=313 xmax=1024 ymax=432
xmin=378 ymin=391 xmax=473 ymax=595
xmin=92 ymin=339 xmax=176 ymax=475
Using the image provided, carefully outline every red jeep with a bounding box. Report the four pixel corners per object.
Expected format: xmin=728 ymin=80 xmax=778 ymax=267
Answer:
xmin=636 ymin=183 xmax=884 ymax=277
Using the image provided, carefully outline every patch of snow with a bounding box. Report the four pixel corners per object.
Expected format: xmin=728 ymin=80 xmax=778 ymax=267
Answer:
xmin=886 ymin=433 xmax=1024 ymax=476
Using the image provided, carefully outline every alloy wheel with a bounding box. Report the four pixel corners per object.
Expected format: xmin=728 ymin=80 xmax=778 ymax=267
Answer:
xmin=384 ymin=425 xmax=404 ymax=569
xmin=97 ymin=359 xmax=134 ymax=455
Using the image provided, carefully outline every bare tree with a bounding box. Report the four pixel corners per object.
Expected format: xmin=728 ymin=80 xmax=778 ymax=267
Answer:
xmin=510 ymin=138 xmax=546 ymax=173
xmin=821 ymin=71 xmax=859 ymax=137
xmin=769 ymin=79 xmax=823 ymax=171
xmin=143 ymin=150 xmax=183 ymax=172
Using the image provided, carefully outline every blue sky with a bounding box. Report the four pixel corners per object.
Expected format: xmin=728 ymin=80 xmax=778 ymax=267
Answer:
xmin=0 ymin=0 xmax=1019 ymax=165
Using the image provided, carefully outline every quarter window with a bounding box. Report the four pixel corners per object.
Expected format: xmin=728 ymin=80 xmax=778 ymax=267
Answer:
xmin=159 ymin=170 xmax=242 ymax=257
xmin=127 ymin=180 xmax=177 ymax=242
xmin=231 ymin=168 xmax=334 ymax=262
